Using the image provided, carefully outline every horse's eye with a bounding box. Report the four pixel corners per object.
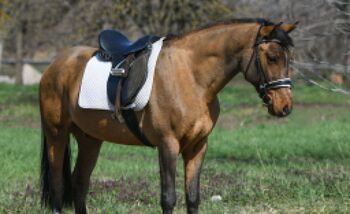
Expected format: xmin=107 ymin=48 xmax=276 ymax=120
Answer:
xmin=267 ymin=55 xmax=277 ymax=64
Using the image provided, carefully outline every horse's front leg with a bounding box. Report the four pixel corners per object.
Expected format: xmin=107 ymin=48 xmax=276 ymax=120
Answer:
xmin=182 ymin=138 xmax=208 ymax=214
xmin=158 ymin=137 xmax=180 ymax=214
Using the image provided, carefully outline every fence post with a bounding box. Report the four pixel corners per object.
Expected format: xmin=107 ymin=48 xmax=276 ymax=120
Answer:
xmin=15 ymin=22 xmax=23 ymax=85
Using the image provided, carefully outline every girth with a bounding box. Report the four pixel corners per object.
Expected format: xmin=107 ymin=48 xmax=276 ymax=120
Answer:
xmin=109 ymin=53 xmax=154 ymax=148
xmin=97 ymin=38 xmax=157 ymax=148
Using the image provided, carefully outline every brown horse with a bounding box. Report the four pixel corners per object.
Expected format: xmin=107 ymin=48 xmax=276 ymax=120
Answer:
xmin=39 ymin=18 xmax=297 ymax=214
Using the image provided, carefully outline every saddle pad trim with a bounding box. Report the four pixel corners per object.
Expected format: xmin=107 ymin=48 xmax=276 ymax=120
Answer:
xmin=125 ymin=37 xmax=164 ymax=110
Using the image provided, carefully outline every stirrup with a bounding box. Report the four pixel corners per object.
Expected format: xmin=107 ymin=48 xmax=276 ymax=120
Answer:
xmin=111 ymin=67 xmax=126 ymax=77
xmin=110 ymin=58 xmax=127 ymax=77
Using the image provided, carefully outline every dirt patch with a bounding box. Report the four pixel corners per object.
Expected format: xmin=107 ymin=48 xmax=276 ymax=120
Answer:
xmin=0 ymin=116 xmax=41 ymax=129
xmin=201 ymin=167 xmax=247 ymax=201
xmin=217 ymin=110 xmax=288 ymax=130
xmin=89 ymin=176 xmax=158 ymax=205
xmin=0 ymin=100 xmax=40 ymax=128
xmin=11 ymin=183 xmax=37 ymax=199
xmin=285 ymin=166 xmax=348 ymax=194
xmin=6 ymin=183 xmax=40 ymax=210
xmin=101 ymin=152 xmax=156 ymax=163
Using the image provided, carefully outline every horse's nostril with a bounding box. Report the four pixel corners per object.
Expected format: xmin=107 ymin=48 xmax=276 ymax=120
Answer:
xmin=263 ymin=95 xmax=272 ymax=105
xmin=282 ymin=105 xmax=290 ymax=116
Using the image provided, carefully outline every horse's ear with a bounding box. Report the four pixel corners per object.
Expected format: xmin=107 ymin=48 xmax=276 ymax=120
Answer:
xmin=280 ymin=21 xmax=299 ymax=33
xmin=259 ymin=25 xmax=276 ymax=37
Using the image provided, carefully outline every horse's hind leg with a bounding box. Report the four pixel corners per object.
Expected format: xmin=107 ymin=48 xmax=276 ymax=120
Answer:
xmin=71 ymin=125 xmax=102 ymax=214
xmin=41 ymin=127 xmax=72 ymax=214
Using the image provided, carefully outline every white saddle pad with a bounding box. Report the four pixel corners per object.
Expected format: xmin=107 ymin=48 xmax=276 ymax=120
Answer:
xmin=78 ymin=37 xmax=165 ymax=111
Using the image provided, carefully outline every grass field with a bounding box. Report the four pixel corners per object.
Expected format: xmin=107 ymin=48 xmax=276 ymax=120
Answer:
xmin=1 ymin=76 xmax=350 ymax=213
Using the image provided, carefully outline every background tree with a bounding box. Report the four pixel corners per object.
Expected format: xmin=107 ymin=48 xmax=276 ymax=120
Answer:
xmin=1 ymin=0 xmax=233 ymax=84
xmin=3 ymin=0 xmax=232 ymax=55
xmin=0 ymin=0 xmax=11 ymax=75
xmin=1 ymin=0 xmax=350 ymax=85
xmin=2 ymin=0 xmax=69 ymax=83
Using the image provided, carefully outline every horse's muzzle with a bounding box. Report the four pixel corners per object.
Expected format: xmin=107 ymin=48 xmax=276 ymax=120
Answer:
xmin=265 ymin=88 xmax=293 ymax=117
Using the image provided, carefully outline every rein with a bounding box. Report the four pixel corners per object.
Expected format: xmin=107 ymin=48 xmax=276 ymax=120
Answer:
xmin=244 ymin=24 xmax=292 ymax=102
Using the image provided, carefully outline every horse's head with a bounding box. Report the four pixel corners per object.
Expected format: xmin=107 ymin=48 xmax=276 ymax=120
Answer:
xmin=243 ymin=21 xmax=298 ymax=117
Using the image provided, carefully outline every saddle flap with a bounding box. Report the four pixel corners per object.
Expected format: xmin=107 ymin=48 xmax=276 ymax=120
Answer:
xmin=123 ymin=50 xmax=151 ymax=105
xmin=107 ymin=48 xmax=152 ymax=107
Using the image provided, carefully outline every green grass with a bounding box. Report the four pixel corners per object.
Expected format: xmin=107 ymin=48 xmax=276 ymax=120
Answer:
xmin=0 ymin=80 xmax=350 ymax=213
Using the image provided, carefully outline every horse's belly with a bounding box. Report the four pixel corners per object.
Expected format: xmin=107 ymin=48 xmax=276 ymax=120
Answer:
xmin=71 ymin=108 xmax=144 ymax=146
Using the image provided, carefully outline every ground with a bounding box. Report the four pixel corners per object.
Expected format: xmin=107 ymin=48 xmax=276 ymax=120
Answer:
xmin=0 ymin=75 xmax=350 ymax=213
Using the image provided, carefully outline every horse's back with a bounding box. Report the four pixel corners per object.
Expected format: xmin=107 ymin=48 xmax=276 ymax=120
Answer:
xmin=41 ymin=46 xmax=96 ymax=95
xmin=41 ymin=46 xmax=96 ymax=82
xmin=40 ymin=46 xmax=96 ymax=128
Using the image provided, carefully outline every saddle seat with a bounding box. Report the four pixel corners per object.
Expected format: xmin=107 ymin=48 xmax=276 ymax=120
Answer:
xmin=98 ymin=29 xmax=157 ymax=62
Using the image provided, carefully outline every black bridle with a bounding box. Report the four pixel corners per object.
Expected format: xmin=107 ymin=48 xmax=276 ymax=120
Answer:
xmin=244 ymin=24 xmax=292 ymax=103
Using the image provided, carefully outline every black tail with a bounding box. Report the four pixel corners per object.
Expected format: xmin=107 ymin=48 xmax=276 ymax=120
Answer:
xmin=40 ymin=131 xmax=73 ymax=209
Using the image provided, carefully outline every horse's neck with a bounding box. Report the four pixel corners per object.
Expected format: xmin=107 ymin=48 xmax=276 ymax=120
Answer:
xmin=172 ymin=24 xmax=258 ymax=103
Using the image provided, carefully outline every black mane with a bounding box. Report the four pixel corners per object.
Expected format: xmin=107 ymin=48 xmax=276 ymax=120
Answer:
xmin=165 ymin=18 xmax=294 ymax=48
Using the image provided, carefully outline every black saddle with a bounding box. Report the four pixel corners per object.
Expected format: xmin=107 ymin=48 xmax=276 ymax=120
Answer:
xmin=98 ymin=29 xmax=160 ymax=65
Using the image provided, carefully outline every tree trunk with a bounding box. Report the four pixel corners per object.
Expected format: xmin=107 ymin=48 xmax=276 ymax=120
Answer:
xmin=0 ymin=39 xmax=3 ymax=74
xmin=15 ymin=23 xmax=23 ymax=85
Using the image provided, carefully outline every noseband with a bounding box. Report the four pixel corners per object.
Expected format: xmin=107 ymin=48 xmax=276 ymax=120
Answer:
xmin=244 ymin=24 xmax=292 ymax=101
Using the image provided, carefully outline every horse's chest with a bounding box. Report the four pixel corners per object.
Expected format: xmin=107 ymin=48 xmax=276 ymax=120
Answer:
xmin=177 ymin=98 xmax=219 ymax=143
xmin=183 ymin=115 xmax=213 ymax=143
